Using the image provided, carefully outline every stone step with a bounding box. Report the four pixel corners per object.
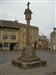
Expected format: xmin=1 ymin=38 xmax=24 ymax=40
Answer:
xmin=12 ymin=59 xmax=47 ymax=69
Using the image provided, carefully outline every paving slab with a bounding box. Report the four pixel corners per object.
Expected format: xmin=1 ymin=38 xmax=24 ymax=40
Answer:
xmin=0 ymin=61 xmax=56 ymax=75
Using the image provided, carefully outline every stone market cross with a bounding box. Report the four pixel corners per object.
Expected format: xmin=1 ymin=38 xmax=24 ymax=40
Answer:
xmin=12 ymin=2 xmax=47 ymax=69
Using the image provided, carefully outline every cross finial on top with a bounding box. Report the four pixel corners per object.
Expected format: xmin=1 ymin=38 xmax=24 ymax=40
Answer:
xmin=27 ymin=2 xmax=30 ymax=10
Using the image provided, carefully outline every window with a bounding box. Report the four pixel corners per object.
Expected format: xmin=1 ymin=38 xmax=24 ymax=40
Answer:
xmin=53 ymin=39 xmax=55 ymax=43
xmin=31 ymin=30 xmax=33 ymax=33
xmin=16 ymin=44 xmax=18 ymax=47
xmin=12 ymin=29 xmax=15 ymax=32
xmin=2 ymin=44 xmax=4 ymax=47
xmin=3 ymin=35 xmax=8 ymax=39
xmin=8 ymin=44 xmax=10 ymax=47
xmin=12 ymin=35 xmax=16 ymax=39
xmin=4 ymin=42 xmax=8 ymax=47
xmin=23 ymin=29 xmax=25 ymax=32
xmin=4 ymin=28 xmax=7 ymax=32
xmin=38 ymin=41 xmax=42 ymax=46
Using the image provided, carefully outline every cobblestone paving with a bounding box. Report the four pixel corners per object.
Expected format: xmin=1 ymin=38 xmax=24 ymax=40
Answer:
xmin=46 ymin=72 xmax=56 ymax=75
xmin=0 ymin=62 xmax=56 ymax=75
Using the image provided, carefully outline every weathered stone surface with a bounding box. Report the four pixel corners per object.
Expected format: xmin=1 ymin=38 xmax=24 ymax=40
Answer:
xmin=22 ymin=46 xmax=36 ymax=57
xmin=12 ymin=59 xmax=47 ymax=69
xmin=12 ymin=2 xmax=47 ymax=69
xmin=18 ymin=56 xmax=40 ymax=62
xmin=46 ymin=72 xmax=56 ymax=75
xmin=18 ymin=46 xmax=38 ymax=62
xmin=0 ymin=61 xmax=56 ymax=75
xmin=12 ymin=46 xmax=47 ymax=69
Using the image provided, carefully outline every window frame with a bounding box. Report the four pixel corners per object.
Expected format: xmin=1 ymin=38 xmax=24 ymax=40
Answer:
xmin=12 ymin=29 xmax=15 ymax=32
xmin=3 ymin=35 xmax=8 ymax=39
xmin=12 ymin=35 xmax=16 ymax=39
xmin=4 ymin=28 xmax=7 ymax=32
xmin=23 ymin=29 xmax=25 ymax=32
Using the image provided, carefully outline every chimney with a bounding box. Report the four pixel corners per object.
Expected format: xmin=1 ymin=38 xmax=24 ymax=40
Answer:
xmin=53 ymin=28 xmax=56 ymax=32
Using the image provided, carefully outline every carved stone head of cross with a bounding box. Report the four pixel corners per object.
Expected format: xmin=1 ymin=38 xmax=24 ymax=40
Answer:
xmin=27 ymin=2 xmax=30 ymax=10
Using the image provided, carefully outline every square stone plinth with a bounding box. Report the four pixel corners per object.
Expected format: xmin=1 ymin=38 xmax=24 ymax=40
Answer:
xmin=12 ymin=59 xmax=47 ymax=69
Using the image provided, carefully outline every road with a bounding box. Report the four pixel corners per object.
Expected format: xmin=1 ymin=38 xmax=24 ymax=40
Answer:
xmin=0 ymin=50 xmax=56 ymax=65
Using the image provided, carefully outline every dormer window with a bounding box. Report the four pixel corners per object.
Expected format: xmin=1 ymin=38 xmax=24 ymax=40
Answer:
xmin=4 ymin=28 xmax=7 ymax=32
xmin=12 ymin=29 xmax=15 ymax=32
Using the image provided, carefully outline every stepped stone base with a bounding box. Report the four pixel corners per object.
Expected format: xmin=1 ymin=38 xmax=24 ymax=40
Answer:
xmin=18 ymin=56 xmax=41 ymax=62
xmin=12 ymin=46 xmax=47 ymax=69
xmin=12 ymin=59 xmax=47 ymax=69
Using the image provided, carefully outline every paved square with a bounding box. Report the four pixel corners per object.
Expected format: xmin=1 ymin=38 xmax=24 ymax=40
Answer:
xmin=0 ymin=61 xmax=56 ymax=75
xmin=0 ymin=51 xmax=56 ymax=75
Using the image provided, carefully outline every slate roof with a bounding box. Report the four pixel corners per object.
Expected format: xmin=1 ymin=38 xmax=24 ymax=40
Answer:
xmin=0 ymin=20 xmax=19 ymax=29
xmin=19 ymin=23 xmax=39 ymax=29
xmin=39 ymin=35 xmax=48 ymax=41
xmin=0 ymin=20 xmax=38 ymax=30
xmin=39 ymin=35 xmax=44 ymax=41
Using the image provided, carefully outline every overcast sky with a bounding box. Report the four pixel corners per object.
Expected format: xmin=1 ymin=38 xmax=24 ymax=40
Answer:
xmin=0 ymin=0 xmax=56 ymax=39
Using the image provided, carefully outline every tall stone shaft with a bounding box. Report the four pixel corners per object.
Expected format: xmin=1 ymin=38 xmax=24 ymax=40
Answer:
xmin=24 ymin=2 xmax=32 ymax=46
xmin=12 ymin=2 xmax=47 ymax=69
xmin=26 ymin=20 xmax=30 ymax=45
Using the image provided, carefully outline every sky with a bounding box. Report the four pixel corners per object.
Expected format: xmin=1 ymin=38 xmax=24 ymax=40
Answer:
xmin=0 ymin=0 xmax=56 ymax=39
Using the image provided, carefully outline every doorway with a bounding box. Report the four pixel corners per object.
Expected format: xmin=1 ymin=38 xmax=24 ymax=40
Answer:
xmin=0 ymin=43 xmax=2 ymax=50
xmin=34 ymin=42 xmax=37 ymax=49
xmin=10 ymin=43 xmax=18 ymax=51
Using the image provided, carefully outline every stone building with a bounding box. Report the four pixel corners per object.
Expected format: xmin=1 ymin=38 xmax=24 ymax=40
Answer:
xmin=0 ymin=20 xmax=39 ymax=51
xmin=19 ymin=23 xmax=39 ymax=50
xmin=0 ymin=20 xmax=19 ymax=51
xmin=38 ymin=35 xmax=48 ymax=50
xmin=50 ymin=28 xmax=56 ymax=51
